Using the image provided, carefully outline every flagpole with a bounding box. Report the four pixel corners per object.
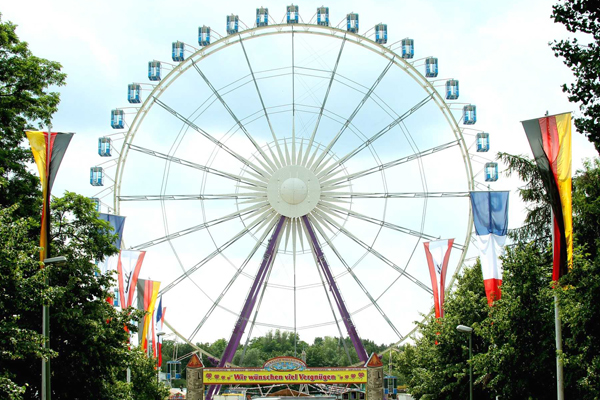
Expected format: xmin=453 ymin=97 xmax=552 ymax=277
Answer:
xmin=552 ymin=209 xmax=565 ymax=400
xmin=42 ymin=127 xmax=52 ymax=400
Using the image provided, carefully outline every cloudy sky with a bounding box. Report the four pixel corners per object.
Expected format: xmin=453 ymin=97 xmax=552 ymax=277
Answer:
xmin=3 ymin=0 xmax=598 ymax=348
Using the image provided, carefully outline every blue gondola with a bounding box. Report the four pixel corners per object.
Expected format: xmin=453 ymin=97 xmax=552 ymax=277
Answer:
xmin=256 ymin=7 xmax=269 ymax=26
xmin=347 ymin=13 xmax=359 ymax=33
xmin=111 ymin=109 xmax=124 ymax=129
xmin=198 ymin=26 xmax=210 ymax=46
xmin=148 ymin=61 xmax=161 ymax=81
xmin=98 ymin=137 xmax=111 ymax=157
xmin=167 ymin=360 xmax=182 ymax=380
xmin=90 ymin=167 xmax=104 ymax=186
xmin=90 ymin=197 xmax=101 ymax=212
xmin=128 ymin=84 xmax=141 ymax=104
xmin=227 ymin=14 xmax=239 ymax=34
xmin=445 ymin=79 xmax=459 ymax=100
xmin=172 ymin=41 xmax=185 ymax=62
xmin=287 ymin=5 xmax=299 ymax=24
xmin=401 ymin=38 xmax=414 ymax=59
xmin=425 ymin=57 xmax=438 ymax=78
xmin=375 ymin=23 xmax=387 ymax=44
xmin=463 ymin=104 xmax=477 ymax=125
xmin=384 ymin=375 xmax=398 ymax=398
xmin=476 ymin=132 xmax=490 ymax=152
xmin=485 ymin=162 xmax=499 ymax=182
xmin=317 ymin=6 xmax=329 ymax=26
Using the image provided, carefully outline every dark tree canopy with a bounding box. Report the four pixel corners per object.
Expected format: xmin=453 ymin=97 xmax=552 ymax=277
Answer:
xmin=551 ymin=0 xmax=600 ymax=154
xmin=0 ymin=14 xmax=66 ymax=219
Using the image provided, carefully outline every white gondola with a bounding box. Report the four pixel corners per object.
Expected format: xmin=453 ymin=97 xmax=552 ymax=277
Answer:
xmin=317 ymin=6 xmax=329 ymax=26
xmin=227 ymin=14 xmax=239 ymax=34
xmin=375 ymin=23 xmax=387 ymax=44
xmin=463 ymin=104 xmax=477 ymax=125
xmin=425 ymin=57 xmax=438 ymax=78
xmin=148 ymin=61 xmax=161 ymax=81
xmin=476 ymin=132 xmax=490 ymax=152
xmin=98 ymin=137 xmax=111 ymax=157
xmin=90 ymin=167 xmax=104 ymax=186
xmin=287 ymin=5 xmax=299 ymax=24
xmin=445 ymin=79 xmax=459 ymax=100
xmin=347 ymin=13 xmax=359 ymax=33
xmin=111 ymin=109 xmax=124 ymax=129
xmin=485 ymin=162 xmax=498 ymax=182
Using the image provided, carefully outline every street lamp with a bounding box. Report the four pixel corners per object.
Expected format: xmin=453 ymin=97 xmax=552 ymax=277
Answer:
xmin=42 ymin=256 xmax=67 ymax=400
xmin=457 ymin=324 xmax=473 ymax=400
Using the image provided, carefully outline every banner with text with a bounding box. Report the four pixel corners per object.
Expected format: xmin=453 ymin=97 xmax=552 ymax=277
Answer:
xmin=203 ymin=368 xmax=367 ymax=385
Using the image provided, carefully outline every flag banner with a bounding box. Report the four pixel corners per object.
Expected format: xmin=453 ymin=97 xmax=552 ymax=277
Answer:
xmin=423 ymin=239 xmax=454 ymax=318
xmin=26 ymin=131 xmax=74 ymax=260
xmin=522 ymin=113 xmax=573 ymax=280
xmin=470 ymin=191 xmax=509 ymax=305
xmin=117 ymin=250 xmax=146 ymax=309
xmin=155 ymin=297 xmax=166 ymax=364
xmin=137 ymin=279 xmax=160 ymax=350
xmin=98 ymin=213 xmax=126 ymax=250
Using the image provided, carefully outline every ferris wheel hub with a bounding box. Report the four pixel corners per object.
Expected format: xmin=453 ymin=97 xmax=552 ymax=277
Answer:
xmin=266 ymin=165 xmax=321 ymax=218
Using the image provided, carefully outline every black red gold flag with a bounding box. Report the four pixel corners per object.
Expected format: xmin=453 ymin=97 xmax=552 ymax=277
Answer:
xmin=522 ymin=113 xmax=572 ymax=280
xmin=26 ymin=131 xmax=74 ymax=261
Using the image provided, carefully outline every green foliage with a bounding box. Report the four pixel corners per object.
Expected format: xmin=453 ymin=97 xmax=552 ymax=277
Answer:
xmin=0 ymin=14 xmax=66 ymax=219
xmin=0 ymin=205 xmax=55 ymax=399
xmin=129 ymin=349 xmax=170 ymax=400
xmin=551 ymin=0 xmax=600 ymax=154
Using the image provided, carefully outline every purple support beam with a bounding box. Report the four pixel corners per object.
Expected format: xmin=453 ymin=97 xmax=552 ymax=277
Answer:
xmin=301 ymin=215 xmax=369 ymax=363
xmin=206 ymin=215 xmax=286 ymax=400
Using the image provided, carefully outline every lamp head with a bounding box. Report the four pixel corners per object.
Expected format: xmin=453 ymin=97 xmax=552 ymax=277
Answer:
xmin=456 ymin=324 xmax=473 ymax=333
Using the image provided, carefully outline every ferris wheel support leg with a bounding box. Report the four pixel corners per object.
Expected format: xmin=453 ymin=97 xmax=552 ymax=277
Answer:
xmin=206 ymin=215 xmax=286 ymax=400
xmin=301 ymin=215 xmax=369 ymax=364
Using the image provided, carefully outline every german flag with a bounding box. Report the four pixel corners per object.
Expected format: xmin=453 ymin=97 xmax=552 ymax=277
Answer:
xmin=522 ymin=113 xmax=572 ymax=280
xmin=26 ymin=131 xmax=74 ymax=262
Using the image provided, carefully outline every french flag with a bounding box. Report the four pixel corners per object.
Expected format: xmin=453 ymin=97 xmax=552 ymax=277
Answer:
xmin=470 ymin=191 xmax=509 ymax=306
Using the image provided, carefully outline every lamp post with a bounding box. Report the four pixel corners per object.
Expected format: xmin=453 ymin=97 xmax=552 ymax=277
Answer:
xmin=156 ymin=331 xmax=166 ymax=395
xmin=42 ymin=256 xmax=67 ymax=400
xmin=457 ymin=324 xmax=473 ymax=400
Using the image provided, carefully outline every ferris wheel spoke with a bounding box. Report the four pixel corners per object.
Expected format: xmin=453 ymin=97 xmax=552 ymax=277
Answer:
xmin=311 ymin=208 xmax=433 ymax=295
xmin=320 ymin=140 xmax=460 ymax=188
xmin=129 ymin=202 xmax=269 ymax=250
xmin=187 ymin=213 xmax=281 ymax=341
xmin=308 ymin=57 xmax=395 ymax=173
xmin=192 ymin=63 xmax=277 ymax=173
xmin=302 ymin=37 xmax=347 ymax=167
xmin=308 ymin=214 xmax=403 ymax=340
xmin=118 ymin=194 xmax=262 ymax=202
xmin=316 ymin=202 xmax=465 ymax=250
xmin=238 ymin=38 xmax=286 ymax=167
xmin=152 ymin=97 xmax=270 ymax=177
xmin=319 ymin=191 xmax=471 ymax=199
xmin=159 ymin=209 xmax=277 ymax=297
xmin=317 ymin=93 xmax=435 ymax=180
xmin=299 ymin=218 xmax=353 ymax=364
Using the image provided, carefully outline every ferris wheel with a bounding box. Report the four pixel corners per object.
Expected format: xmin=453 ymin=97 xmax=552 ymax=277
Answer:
xmin=90 ymin=5 xmax=499 ymax=365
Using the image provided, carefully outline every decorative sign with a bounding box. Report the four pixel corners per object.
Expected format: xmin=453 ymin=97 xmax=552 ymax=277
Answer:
xmin=203 ymin=368 xmax=367 ymax=385
xmin=263 ymin=356 xmax=306 ymax=371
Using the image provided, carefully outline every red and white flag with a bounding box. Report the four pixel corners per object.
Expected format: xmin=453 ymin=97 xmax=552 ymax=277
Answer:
xmin=424 ymin=239 xmax=454 ymax=318
xmin=117 ymin=250 xmax=146 ymax=309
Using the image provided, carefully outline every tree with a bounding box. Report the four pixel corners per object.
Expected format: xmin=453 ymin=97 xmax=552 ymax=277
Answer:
xmin=0 ymin=204 xmax=54 ymax=400
xmin=0 ymin=14 xmax=66 ymax=220
xmin=551 ymin=0 xmax=600 ymax=154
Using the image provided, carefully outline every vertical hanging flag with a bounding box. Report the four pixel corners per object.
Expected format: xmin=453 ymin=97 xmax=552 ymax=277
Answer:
xmin=118 ymin=250 xmax=146 ymax=309
xmin=522 ymin=113 xmax=573 ymax=280
xmin=470 ymin=191 xmax=509 ymax=305
xmin=97 ymin=213 xmax=126 ymax=305
xmin=154 ymin=297 xmax=166 ymax=365
xmin=137 ymin=279 xmax=161 ymax=351
xmin=424 ymin=239 xmax=454 ymax=318
xmin=26 ymin=131 xmax=74 ymax=261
